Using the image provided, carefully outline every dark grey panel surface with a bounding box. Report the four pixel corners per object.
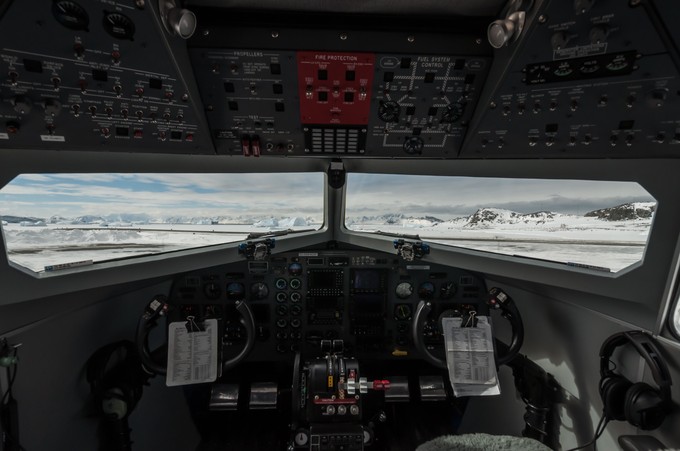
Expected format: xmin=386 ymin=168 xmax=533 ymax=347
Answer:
xmin=190 ymin=47 xmax=490 ymax=158
xmin=463 ymin=0 xmax=680 ymax=158
xmin=189 ymin=48 xmax=303 ymax=155
xmin=167 ymin=249 xmax=487 ymax=362
xmin=0 ymin=0 xmax=213 ymax=153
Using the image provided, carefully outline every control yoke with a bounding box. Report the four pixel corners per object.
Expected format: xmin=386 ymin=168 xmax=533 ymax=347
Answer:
xmin=412 ymin=287 xmax=525 ymax=368
xmin=136 ymin=296 xmax=256 ymax=375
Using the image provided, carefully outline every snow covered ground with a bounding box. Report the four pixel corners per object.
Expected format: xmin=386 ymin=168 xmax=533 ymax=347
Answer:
xmin=0 ymin=204 xmax=654 ymax=273
xmin=1 ymin=223 xmax=313 ymax=273
xmin=347 ymin=206 xmax=654 ymax=272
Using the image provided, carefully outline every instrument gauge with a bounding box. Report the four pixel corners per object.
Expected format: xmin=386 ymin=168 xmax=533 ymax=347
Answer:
xmin=418 ymin=282 xmax=435 ymax=299
xmin=394 ymin=303 xmax=412 ymax=321
xmin=288 ymin=262 xmax=303 ymax=276
xmin=440 ymin=282 xmax=456 ymax=299
xmin=250 ymin=282 xmax=269 ymax=300
xmin=395 ymin=282 xmax=413 ymax=299
xmin=52 ymin=1 xmax=89 ymax=30
xmin=294 ymin=431 xmax=309 ymax=446
xmin=103 ymin=11 xmax=135 ymax=40
xmin=226 ymin=282 xmax=245 ymax=300
xmin=203 ymin=281 xmax=221 ymax=300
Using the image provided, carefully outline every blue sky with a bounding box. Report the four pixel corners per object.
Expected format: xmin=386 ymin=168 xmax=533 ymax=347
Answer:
xmin=0 ymin=173 xmax=325 ymax=219
xmin=346 ymin=174 xmax=655 ymax=218
xmin=0 ymin=172 xmax=654 ymax=220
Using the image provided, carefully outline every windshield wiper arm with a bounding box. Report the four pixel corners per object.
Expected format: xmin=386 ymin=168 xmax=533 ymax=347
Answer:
xmin=372 ymin=230 xmax=422 ymax=240
xmin=245 ymin=228 xmax=315 ymax=240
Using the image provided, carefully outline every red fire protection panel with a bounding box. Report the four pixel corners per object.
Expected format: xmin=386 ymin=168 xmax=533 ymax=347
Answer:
xmin=297 ymin=51 xmax=375 ymax=125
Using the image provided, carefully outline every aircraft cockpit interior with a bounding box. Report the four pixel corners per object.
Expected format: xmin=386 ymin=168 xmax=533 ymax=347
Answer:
xmin=1 ymin=0 xmax=680 ymax=450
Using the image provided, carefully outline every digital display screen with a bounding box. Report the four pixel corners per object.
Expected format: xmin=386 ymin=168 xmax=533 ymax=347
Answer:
xmin=353 ymin=269 xmax=381 ymax=290
xmin=308 ymin=270 xmax=342 ymax=290
xmin=311 ymin=295 xmax=338 ymax=310
xmin=352 ymin=293 xmax=384 ymax=315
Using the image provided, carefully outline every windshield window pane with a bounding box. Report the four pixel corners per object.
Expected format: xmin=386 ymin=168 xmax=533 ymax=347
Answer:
xmin=0 ymin=173 xmax=324 ymax=273
xmin=345 ymin=174 xmax=655 ymax=273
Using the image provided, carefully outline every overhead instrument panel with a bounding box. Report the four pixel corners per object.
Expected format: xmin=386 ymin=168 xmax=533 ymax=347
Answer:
xmin=0 ymin=0 xmax=212 ymax=153
xmin=190 ymin=48 xmax=489 ymax=158
xmin=187 ymin=9 xmax=492 ymax=158
xmin=463 ymin=0 xmax=680 ymax=158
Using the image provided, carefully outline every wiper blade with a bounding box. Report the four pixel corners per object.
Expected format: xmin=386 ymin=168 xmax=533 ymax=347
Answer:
xmin=245 ymin=228 xmax=315 ymax=240
xmin=372 ymin=230 xmax=421 ymax=240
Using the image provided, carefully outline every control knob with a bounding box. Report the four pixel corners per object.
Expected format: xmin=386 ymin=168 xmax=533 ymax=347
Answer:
xmin=378 ymin=101 xmax=400 ymax=123
xmin=159 ymin=0 xmax=197 ymax=39
xmin=43 ymin=99 xmax=61 ymax=117
xmin=589 ymin=25 xmax=609 ymax=44
xmin=403 ymin=136 xmax=424 ymax=155
xmin=646 ymin=89 xmax=667 ymax=108
xmin=574 ymin=0 xmax=595 ymax=15
xmin=550 ymin=31 xmax=569 ymax=51
xmin=12 ymin=96 xmax=32 ymax=115
xmin=441 ymin=101 xmax=465 ymax=123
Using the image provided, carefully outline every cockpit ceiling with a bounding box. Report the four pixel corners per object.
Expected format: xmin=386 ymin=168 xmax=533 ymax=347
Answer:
xmin=185 ymin=0 xmax=507 ymax=16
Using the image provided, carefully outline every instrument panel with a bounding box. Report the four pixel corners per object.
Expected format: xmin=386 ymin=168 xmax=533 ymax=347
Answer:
xmin=189 ymin=48 xmax=490 ymax=157
xmin=167 ymin=250 xmax=488 ymax=362
xmin=0 ymin=0 xmax=211 ymax=153
xmin=3 ymin=1 xmax=680 ymax=158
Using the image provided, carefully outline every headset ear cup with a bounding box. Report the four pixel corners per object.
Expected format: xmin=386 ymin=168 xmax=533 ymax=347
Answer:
xmin=101 ymin=388 xmax=129 ymax=420
xmin=600 ymin=376 xmax=632 ymax=421
xmin=624 ymin=382 xmax=666 ymax=430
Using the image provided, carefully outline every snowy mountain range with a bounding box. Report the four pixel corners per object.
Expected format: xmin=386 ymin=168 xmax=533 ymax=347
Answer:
xmin=1 ymin=202 xmax=654 ymax=228
xmin=346 ymin=202 xmax=655 ymax=228
xmin=584 ymin=202 xmax=655 ymax=221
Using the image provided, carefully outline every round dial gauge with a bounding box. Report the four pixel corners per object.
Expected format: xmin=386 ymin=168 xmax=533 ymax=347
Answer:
xmin=294 ymin=431 xmax=309 ymax=446
xmin=395 ymin=282 xmax=413 ymax=299
xmin=103 ymin=11 xmax=135 ymax=40
xmin=288 ymin=262 xmax=303 ymax=276
xmin=52 ymin=1 xmax=89 ymax=30
xmin=226 ymin=282 xmax=245 ymax=300
xmin=250 ymin=282 xmax=269 ymax=300
xmin=394 ymin=304 xmax=412 ymax=321
xmin=203 ymin=282 xmax=221 ymax=300
xmin=440 ymin=282 xmax=456 ymax=299
xmin=418 ymin=282 xmax=435 ymax=299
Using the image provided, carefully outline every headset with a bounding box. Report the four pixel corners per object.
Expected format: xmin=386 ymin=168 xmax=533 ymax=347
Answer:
xmin=86 ymin=340 xmax=148 ymax=421
xmin=599 ymin=331 xmax=672 ymax=430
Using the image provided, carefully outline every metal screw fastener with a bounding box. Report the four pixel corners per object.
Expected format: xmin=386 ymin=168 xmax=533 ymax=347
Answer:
xmin=202 ymin=29 xmax=209 ymax=36
xmin=271 ymin=31 xmax=279 ymax=38
xmin=475 ymin=38 xmax=482 ymax=45
xmin=538 ymin=15 xmax=547 ymax=23
xmin=407 ymin=35 xmax=415 ymax=43
xmin=340 ymin=33 xmax=348 ymax=40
